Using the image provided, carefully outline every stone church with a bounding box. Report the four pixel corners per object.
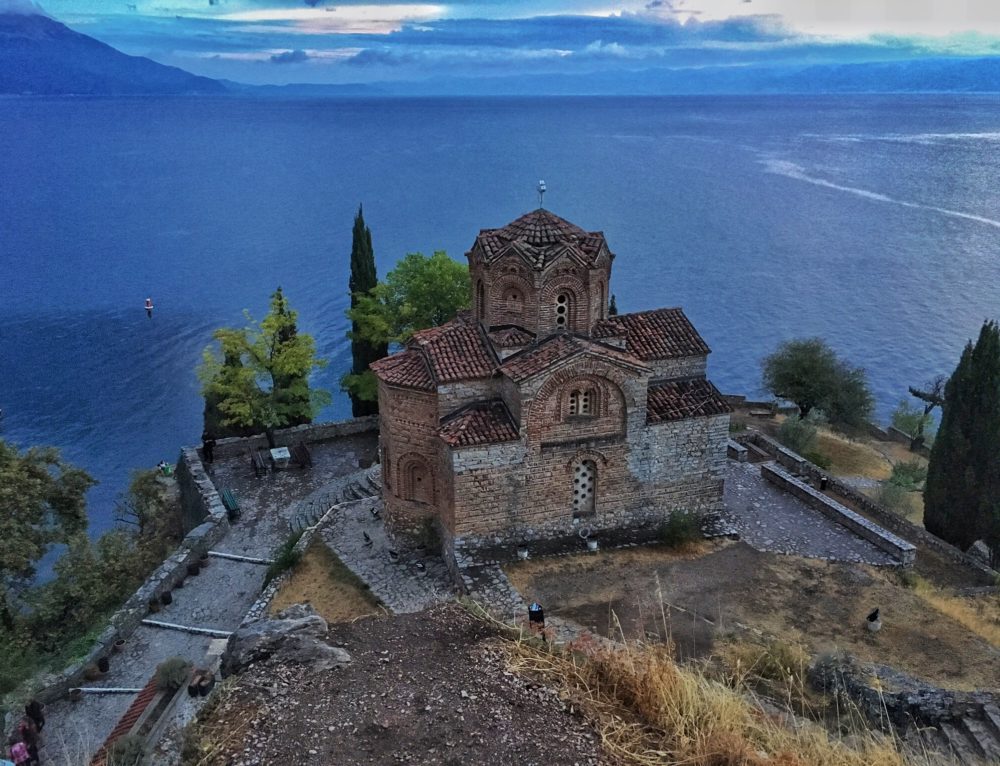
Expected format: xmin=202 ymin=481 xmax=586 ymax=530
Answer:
xmin=371 ymin=208 xmax=731 ymax=567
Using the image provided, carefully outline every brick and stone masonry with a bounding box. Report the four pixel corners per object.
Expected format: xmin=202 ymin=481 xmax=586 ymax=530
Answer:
xmin=370 ymin=208 xmax=732 ymax=570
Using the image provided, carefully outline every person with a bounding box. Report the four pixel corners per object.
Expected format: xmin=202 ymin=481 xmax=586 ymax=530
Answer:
xmin=16 ymin=716 xmax=38 ymax=766
xmin=202 ymin=431 xmax=216 ymax=464
xmin=8 ymin=737 xmax=29 ymax=766
xmin=144 ymin=297 xmax=154 ymax=318
xmin=24 ymin=701 xmax=44 ymax=733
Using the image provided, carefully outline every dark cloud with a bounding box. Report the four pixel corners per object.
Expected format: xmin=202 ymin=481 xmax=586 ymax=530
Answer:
xmin=270 ymin=48 xmax=309 ymax=64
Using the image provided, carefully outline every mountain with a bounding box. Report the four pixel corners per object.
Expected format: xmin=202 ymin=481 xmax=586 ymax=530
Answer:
xmin=0 ymin=12 xmax=223 ymax=95
xmin=375 ymin=57 xmax=1000 ymax=96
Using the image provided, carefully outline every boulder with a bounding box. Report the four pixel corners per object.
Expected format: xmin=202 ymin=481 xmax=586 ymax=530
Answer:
xmin=967 ymin=540 xmax=993 ymax=566
xmin=222 ymin=604 xmax=351 ymax=676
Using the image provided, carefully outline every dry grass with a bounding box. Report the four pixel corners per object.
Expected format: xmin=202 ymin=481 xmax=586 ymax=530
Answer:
xmin=814 ymin=430 xmax=893 ymax=480
xmin=504 ymin=630 xmax=916 ymax=766
xmin=268 ymin=540 xmax=382 ymax=623
xmin=908 ymin=576 xmax=1000 ymax=649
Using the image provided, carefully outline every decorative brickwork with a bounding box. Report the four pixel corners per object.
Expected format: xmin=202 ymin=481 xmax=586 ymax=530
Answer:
xmin=373 ymin=208 xmax=731 ymax=566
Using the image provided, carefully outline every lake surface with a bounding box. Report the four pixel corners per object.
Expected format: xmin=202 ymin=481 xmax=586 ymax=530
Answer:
xmin=3 ymin=95 xmax=1000 ymax=534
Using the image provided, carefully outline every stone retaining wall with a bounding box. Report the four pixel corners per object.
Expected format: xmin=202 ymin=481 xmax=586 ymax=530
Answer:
xmin=209 ymin=416 xmax=378 ymax=461
xmin=735 ymin=430 xmax=998 ymax=581
xmin=27 ymin=449 xmax=230 ymax=706
xmin=762 ymin=463 xmax=916 ymax=565
xmin=726 ymin=439 xmax=748 ymax=462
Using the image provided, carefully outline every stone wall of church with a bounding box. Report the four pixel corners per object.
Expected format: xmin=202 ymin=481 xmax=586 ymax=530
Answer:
xmin=447 ymin=411 xmax=729 ymax=555
xmin=378 ymin=382 xmax=443 ymax=533
xmin=648 ymin=355 xmax=707 ymax=382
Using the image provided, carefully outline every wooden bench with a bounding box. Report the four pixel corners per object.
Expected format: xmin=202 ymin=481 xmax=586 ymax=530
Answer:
xmin=290 ymin=441 xmax=312 ymax=469
xmin=249 ymin=448 xmax=268 ymax=478
xmin=220 ymin=488 xmax=241 ymax=520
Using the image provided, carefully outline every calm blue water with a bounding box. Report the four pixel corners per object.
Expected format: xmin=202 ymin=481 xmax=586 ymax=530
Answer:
xmin=3 ymin=95 xmax=1000 ymax=534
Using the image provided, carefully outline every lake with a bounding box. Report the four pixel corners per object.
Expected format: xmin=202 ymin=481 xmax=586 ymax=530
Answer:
xmin=3 ymin=94 xmax=1000 ymax=533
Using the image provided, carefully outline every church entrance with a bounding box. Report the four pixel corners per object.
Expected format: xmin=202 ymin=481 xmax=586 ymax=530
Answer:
xmin=572 ymin=460 xmax=596 ymax=519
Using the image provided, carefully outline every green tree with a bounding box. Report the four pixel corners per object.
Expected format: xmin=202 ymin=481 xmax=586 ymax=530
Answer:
xmin=761 ymin=338 xmax=874 ymax=430
xmin=199 ymin=288 xmax=330 ymax=443
xmin=925 ymin=321 xmax=1000 ymax=562
xmin=608 ymin=294 xmax=618 ymax=316
xmin=345 ymin=206 xmax=387 ymax=417
xmin=0 ymin=441 xmax=94 ymax=631
xmin=343 ymin=251 xmax=470 ymax=402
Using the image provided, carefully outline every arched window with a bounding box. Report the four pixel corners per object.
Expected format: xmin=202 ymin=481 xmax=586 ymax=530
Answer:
xmin=399 ymin=455 xmax=433 ymax=505
xmin=476 ymin=280 xmax=486 ymax=321
xmin=568 ymin=388 xmax=595 ymax=417
xmin=555 ymin=292 xmax=570 ymax=329
xmin=505 ymin=290 xmax=523 ymax=314
xmin=572 ymin=460 xmax=597 ymax=519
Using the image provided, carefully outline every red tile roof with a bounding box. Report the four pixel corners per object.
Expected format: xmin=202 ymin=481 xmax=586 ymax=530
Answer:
xmin=475 ymin=209 xmax=609 ymax=270
xmin=501 ymin=333 xmax=648 ymax=383
xmin=593 ymin=308 xmax=710 ymax=360
xmin=438 ymin=400 xmax=519 ymax=447
xmin=488 ymin=325 xmax=536 ymax=348
xmin=370 ymin=350 xmax=434 ymax=392
xmin=646 ymin=378 xmax=732 ymax=424
xmin=90 ymin=674 xmax=161 ymax=766
xmin=410 ymin=320 xmax=497 ymax=383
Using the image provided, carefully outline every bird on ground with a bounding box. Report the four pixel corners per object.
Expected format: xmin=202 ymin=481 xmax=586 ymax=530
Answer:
xmin=363 ymin=531 xmax=372 ymax=546
xmin=866 ymin=608 xmax=881 ymax=633
xmin=415 ymin=562 xmax=426 ymax=574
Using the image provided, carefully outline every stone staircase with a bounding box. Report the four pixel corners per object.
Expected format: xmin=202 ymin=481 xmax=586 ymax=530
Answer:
xmin=910 ymin=704 xmax=1000 ymax=764
xmin=288 ymin=464 xmax=382 ymax=532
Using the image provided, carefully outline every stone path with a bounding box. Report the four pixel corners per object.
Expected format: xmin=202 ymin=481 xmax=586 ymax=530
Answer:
xmin=320 ymin=498 xmax=455 ymax=614
xmin=38 ymin=435 xmax=376 ymax=766
xmin=723 ymin=461 xmax=897 ymax=565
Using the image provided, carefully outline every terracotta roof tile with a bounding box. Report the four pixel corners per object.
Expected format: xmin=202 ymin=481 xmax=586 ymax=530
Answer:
xmin=475 ymin=209 xmax=608 ymax=270
xmin=488 ymin=325 xmax=536 ymax=348
xmin=370 ymin=350 xmax=434 ymax=391
xmin=501 ymin=334 xmax=648 ymax=383
xmin=438 ymin=400 xmax=519 ymax=447
xmin=593 ymin=308 xmax=710 ymax=360
xmin=646 ymin=379 xmax=731 ymax=424
xmin=410 ymin=320 xmax=497 ymax=383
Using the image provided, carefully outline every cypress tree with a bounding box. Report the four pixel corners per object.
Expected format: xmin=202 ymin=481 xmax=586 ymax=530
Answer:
xmin=348 ymin=205 xmax=387 ymax=416
xmin=924 ymin=321 xmax=1000 ymax=558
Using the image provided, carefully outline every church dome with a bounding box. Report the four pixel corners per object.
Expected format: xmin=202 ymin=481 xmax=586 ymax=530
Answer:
xmin=474 ymin=208 xmax=609 ymax=270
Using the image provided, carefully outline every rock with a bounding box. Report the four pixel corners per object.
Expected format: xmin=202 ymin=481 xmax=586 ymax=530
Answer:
xmin=967 ymin=540 xmax=993 ymax=565
xmin=222 ymin=604 xmax=352 ymax=676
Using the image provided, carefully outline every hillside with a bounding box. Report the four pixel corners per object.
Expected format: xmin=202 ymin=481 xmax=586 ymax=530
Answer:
xmin=0 ymin=12 xmax=223 ymax=95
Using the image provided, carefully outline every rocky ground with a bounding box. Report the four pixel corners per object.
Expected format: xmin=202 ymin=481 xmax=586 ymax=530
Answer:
xmin=185 ymin=604 xmax=611 ymax=766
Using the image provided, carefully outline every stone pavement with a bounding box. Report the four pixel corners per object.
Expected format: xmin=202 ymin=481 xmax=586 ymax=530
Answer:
xmin=320 ymin=498 xmax=456 ymax=614
xmin=38 ymin=434 xmax=376 ymax=766
xmin=723 ymin=460 xmax=897 ymax=565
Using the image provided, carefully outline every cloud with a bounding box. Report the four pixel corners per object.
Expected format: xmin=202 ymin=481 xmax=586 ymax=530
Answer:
xmin=269 ymin=47 xmax=310 ymax=63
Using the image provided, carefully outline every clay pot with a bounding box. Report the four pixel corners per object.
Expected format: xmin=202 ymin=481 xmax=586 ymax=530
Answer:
xmin=198 ymin=553 xmax=210 ymax=569
xmin=516 ymin=547 xmax=529 ymax=561
xmin=68 ymin=688 xmax=83 ymax=702
xmin=148 ymin=598 xmax=161 ymax=614
xmin=112 ymin=638 xmax=127 ymax=654
xmin=198 ymin=674 xmax=215 ymax=696
xmin=187 ymin=563 xmax=200 ymax=577
xmin=160 ymin=591 xmax=173 ymax=606
xmin=97 ymin=656 xmax=110 ymax=674
xmin=83 ymin=664 xmax=102 ymax=681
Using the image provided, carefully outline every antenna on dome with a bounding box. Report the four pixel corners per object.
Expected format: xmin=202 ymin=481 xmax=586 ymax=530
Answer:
xmin=537 ymin=179 xmax=546 ymax=208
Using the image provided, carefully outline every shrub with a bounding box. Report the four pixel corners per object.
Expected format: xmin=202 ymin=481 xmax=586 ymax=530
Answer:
xmin=804 ymin=450 xmax=831 ymax=470
xmin=873 ymin=481 xmax=912 ymax=516
xmin=107 ymin=734 xmax=146 ymax=766
xmin=890 ymin=399 xmax=935 ymax=440
xmin=729 ymin=639 xmax=809 ymax=686
xmin=777 ymin=414 xmax=818 ymax=455
xmin=658 ymin=511 xmax=702 ymax=548
xmin=156 ymin=656 xmax=192 ymax=691
xmin=888 ymin=460 xmax=927 ymax=491
xmin=264 ymin=530 xmax=304 ymax=585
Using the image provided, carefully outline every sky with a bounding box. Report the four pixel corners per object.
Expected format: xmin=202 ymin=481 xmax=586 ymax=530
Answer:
xmin=12 ymin=1 xmax=1000 ymax=85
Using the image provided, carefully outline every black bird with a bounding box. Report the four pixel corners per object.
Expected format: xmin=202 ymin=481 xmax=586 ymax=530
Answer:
xmin=866 ymin=607 xmax=882 ymax=633
xmin=363 ymin=531 xmax=372 ymax=546
xmin=867 ymin=608 xmax=880 ymax=622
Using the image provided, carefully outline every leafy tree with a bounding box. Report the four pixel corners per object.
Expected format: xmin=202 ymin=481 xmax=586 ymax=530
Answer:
xmin=891 ymin=399 xmax=934 ymax=440
xmin=343 ymin=251 xmax=470 ymax=402
xmin=199 ymin=288 xmax=330 ymax=443
xmin=776 ymin=412 xmax=819 ymax=455
xmin=906 ymin=375 xmax=947 ymax=449
xmin=761 ymin=338 xmax=874 ymax=430
xmin=346 ymin=206 xmax=387 ymax=417
xmin=925 ymin=321 xmax=1000 ymax=563
xmin=608 ymin=294 xmax=618 ymax=316
xmin=0 ymin=441 xmax=93 ymax=631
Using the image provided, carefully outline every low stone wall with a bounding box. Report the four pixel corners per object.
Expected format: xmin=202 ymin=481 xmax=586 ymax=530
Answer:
xmin=735 ymin=430 xmax=998 ymax=581
xmin=726 ymin=439 xmax=748 ymax=462
xmin=762 ymin=464 xmax=916 ymax=565
xmin=209 ymin=416 xmax=378 ymax=461
xmin=886 ymin=425 xmax=913 ymax=445
xmin=774 ymin=444 xmax=808 ymax=474
xmin=27 ymin=450 xmax=230 ymax=705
